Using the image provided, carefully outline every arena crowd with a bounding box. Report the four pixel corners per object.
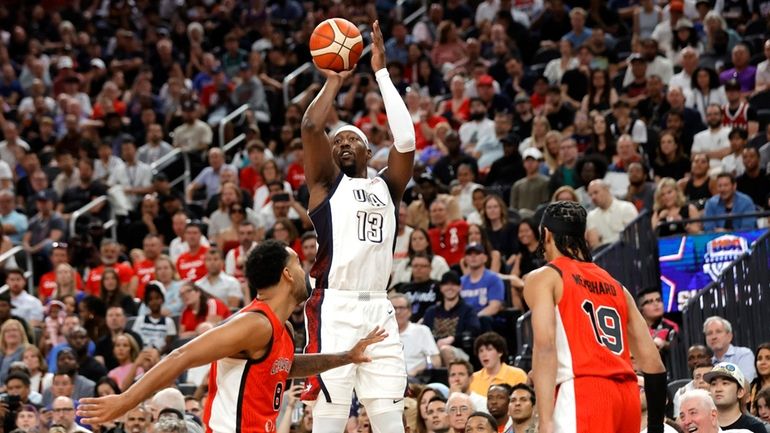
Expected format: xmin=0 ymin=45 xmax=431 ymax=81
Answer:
xmin=0 ymin=0 xmax=768 ymax=432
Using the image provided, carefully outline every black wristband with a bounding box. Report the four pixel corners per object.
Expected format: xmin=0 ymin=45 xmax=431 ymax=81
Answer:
xmin=644 ymin=371 xmax=668 ymax=433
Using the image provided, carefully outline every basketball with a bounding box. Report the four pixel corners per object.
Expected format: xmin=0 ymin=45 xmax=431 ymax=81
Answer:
xmin=309 ymin=18 xmax=364 ymax=72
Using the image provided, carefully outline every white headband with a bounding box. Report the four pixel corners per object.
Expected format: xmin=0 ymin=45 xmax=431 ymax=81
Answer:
xmin=333 ymin=125 xmax=369 ymax=146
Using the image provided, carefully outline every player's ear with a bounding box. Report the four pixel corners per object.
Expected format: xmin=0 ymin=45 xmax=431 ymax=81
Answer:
xmin=366 ymin=147 xmax=372 ymax=159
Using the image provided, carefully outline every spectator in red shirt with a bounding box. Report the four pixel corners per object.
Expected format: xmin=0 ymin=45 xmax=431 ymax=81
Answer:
xmin=85 ymin=239 xmax=137 ymax=296
xmin=428 ymin=195 xmax=469 ymax=266
xmin=238 ymin=141 xmax=266 ymax=196
xmin=91 ymin=81 xmax=127 ymax=119
xmin=38 ymin=242 xmax=83 ymax=302
xmin=176 ymin=222 xmax=209 ymax=281
xmin=285 ymin=139 xmax=305 ymax=192
xmin=178 ymin=281 xmax=230 ymax=338
xmin=414 ymin=95 xmax=449 ymax=150
xmin=133 ymin=234 xmax=163 ymax=300
xmin=199 ymin=66 xmax=233 ymax=110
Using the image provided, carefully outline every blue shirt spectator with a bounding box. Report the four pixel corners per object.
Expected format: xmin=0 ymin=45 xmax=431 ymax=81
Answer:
xmin=703 ymin=174 xmax=757 ymax=231
xmin=460 ymin=246 xmax=505 ymax=315
xmin=0 ymin=190 xmax=28 ymax=244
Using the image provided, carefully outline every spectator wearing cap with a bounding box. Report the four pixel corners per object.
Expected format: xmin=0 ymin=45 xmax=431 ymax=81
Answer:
xmin=391 ymin=252 xmax=440 ymax=323
xmin=703 ymin=316 xmax=757 ymax=382
xmin=185 ymin=148 xmax=235 ymax=203
xmin=722 ymin=80 xmax=759 ymax=137
xmin=705 ymin=362 xmax=766 ymax=433
xmin=460 ymin=243 xmax=504 ymax=319
xmin=0 ymin=190 xmax=27 ymax=245
xmin=719 ymin=44 xmax=757 ymax=95
xmin=231 ymin=62 xmax=270 ymax=124
xmin=476 ymin=75 xmax=510 ymax=119
xmin=172 ymin=97 xmax=213 ymax=154
xmin=755 ymin=40 xmax=770 ymax=94
xmin=138 ymin=123 xmax=174 ymax=166
xmin=510 ymin=148 xmax=549 ymax=213
xmin=389 ymin=293 xmax=441 ymax=379
xmin=586 ymin=179 xmax=639 ymax=249
xmin=433 ymin=131 xmax=479 ymax=188
xmin=423 ymin=271 xmax=481 ymax=365
xmin=23 ymin=189 xmax=65 ymax=273
xmin=131 ymin=282 xmax=177 ymax=353
xmin=459 ymin=98 xmax=496 ymax=155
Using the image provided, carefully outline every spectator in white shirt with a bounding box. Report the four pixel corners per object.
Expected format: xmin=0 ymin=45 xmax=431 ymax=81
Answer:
xmin=195 ymin=247 xmax=243 ymax=308
xmin=390 ymin=293 xmax=441 ymax=379
xmin=137 ymin=123 xmax=174 ymax=165
xmin=224 ymin=221 xmax=258 ymax=283
xmin=669 ymin=47 xmax=700 ymax=94
xmin=754 ymin=39 xmax=770 ymax=94
xmin=458 ymin=99 xmax=495 ymax=154
xmin=585 ymin=179 xmax=639 ymax=249
xmin=6 ymin=269 xmax=43 ymax=328
xmin=116 ymin=138 xmax=154 ymax=207
xmin=692 ymin=104 xmax=731 ymax=175
xmin=721 ymin=129 xmax=748 ymax=177
xmin=0 ymin=122 xmax=30 ymax=169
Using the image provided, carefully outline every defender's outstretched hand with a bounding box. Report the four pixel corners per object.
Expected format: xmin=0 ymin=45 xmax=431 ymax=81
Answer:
xmin=370 ymin=20 xmax=386 ymax=72
xmin=348 ymin=326 xmax=387 ymax=363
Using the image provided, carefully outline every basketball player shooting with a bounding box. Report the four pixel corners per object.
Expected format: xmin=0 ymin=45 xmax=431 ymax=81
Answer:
xmin=523 ymin=202 xmax=667 ymax=433
xmin=300 ymin=20 xmax=415 ymax=433
xmin=77 ymin=240 xmax=387 ymax=433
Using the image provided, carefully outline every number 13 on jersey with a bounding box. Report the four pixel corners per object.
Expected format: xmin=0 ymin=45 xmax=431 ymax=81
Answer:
xmin=356 ymin=211 xmax=384 ymax=243
xmin=582 ymin=299 xmax=625 ymax=355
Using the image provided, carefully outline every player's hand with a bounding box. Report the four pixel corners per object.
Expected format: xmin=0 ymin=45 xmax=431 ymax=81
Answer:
xmin=347 ymin=326 xmax=387 ymax=363
xmin=370 ymin=20 xmax=386 ymax=72
xmin=317 ymin=67 xmax=355 ymax=83
xmin=78 ymin=395 xmax=133 ymax=425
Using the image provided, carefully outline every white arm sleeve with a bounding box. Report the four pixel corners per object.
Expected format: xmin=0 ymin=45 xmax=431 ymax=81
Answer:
xmin=375 ymin=69 xmax=415 ymax=153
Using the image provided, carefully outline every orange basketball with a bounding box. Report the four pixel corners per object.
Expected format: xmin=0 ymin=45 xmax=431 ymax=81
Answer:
xmin=309 ymin=18 xmax=364 ymax=72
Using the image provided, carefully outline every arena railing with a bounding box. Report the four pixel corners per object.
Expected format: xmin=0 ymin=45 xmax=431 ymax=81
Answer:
xmin=151 ymin=148 xmax=191 ymax=190
xmin=69 ymin=195 xmax=117 ymax=240
xmin=218 ymin=104 xmax=249 ymax=152
xmin=281 ymin=5 xmax=428 ymax=107
xmin=671 ymin=229 xmax=770 ymax=379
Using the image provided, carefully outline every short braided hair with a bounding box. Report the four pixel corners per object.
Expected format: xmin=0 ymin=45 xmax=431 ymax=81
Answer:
xmin=537 ymin=201 xmax=592 ymax=262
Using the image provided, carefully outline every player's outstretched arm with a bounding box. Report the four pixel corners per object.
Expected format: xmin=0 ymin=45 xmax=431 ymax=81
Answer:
xmin=624 ymin=288 xmax=667 ymax=433
xmin=370 ymin=20 xmax=415 ymax=202
xmin=77 ymin=313 xmax=273 ymax=424
xmin=301 ymin=66 xmax=353 ymax=209
xmin=288 ymin=326 xmax=387 ymax=378
xmin=523 ymin=266 xmax=560 ymax=433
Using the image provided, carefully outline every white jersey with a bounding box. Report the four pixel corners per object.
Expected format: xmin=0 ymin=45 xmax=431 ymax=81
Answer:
xmin=309 ymin=173 xmax=396 ymax=292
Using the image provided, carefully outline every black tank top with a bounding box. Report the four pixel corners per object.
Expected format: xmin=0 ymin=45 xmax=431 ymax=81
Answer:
xmin=684 ymin=178 xmax=711 ymax=209
xmin=656 ymin=205 xmax=691 ymax=237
